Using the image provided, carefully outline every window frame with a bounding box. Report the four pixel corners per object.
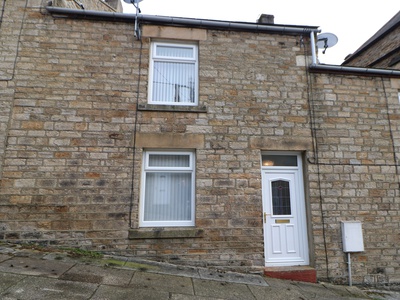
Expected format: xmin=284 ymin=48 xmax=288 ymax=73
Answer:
xmin=140 ymin=150 xmax=196 ymax=227
xmin=148 ymin=41 xmax=199 ymax=106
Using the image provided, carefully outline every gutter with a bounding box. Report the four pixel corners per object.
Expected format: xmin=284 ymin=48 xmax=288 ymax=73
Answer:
xmin=309 ymin=32 xmax=400 ymax=77
xmin=309 ymin=63 xmax=400 ymax=77
xmin=45 ymin=6 xmax=319 ymax=34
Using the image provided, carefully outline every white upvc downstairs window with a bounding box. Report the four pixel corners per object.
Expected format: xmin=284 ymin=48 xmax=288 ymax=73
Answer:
xmin=140 ymin=151 xmax=195 ymax=227
xmin=149 ymin=41 xmax=198 ymax=105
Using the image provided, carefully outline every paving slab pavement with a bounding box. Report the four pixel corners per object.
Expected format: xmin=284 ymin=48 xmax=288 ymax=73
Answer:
xmin=2 ymin=276 xmax=98 ymax=300
xmin=92 ymin=285 xmax=170 ymax=300
xmin=61 ymin=263 xmax=135 ymax=286
xmin=0 ymin=256 xmax=75 ymax=278
xmin=0 ymin=244 xmax=383 ymax=299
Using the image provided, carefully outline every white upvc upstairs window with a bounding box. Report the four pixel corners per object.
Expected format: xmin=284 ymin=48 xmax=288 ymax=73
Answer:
xmin=140 ymin=151 xmax=195 ymax=227
xmin=149 ymin=42 xmax=198 ymax=105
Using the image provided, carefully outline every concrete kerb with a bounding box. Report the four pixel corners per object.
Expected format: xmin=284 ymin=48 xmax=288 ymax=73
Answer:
xmin=111 ymin=254 xmax=269 ymax=286
xmin=0 ymin=245 xmax=269 ymax=285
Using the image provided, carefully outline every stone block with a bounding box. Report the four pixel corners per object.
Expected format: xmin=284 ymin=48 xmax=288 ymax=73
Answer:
xmin=10 ymin=196 xmax=32 ymax=204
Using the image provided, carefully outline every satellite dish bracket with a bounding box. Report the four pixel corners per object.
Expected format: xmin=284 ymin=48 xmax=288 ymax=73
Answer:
xmin=316 ymin=33 xmax=338 ymax=55
xmin=319 ymin=37 xmax=328 ymax=54
xmin=123 ymin=0 xmax=143 ymax=40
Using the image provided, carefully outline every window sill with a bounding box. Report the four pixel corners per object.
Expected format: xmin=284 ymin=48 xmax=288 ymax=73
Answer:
xmin=138 ymin=104 xmax=207 ymax=113
xmin=128 ymin=227 xmax=204 ymax=239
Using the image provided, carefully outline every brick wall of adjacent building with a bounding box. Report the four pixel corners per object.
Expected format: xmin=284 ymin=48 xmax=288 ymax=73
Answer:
xmin=1 ymin=1 xmax=400 ymax=285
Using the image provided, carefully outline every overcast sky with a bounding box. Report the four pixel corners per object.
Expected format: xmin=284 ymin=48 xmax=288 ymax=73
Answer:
xmin=122 ymin=1 xmax=400 ymax=65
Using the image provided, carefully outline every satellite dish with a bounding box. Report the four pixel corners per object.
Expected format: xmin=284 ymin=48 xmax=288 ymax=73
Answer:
xmin=316 ymin=33 xmax=338 ymax=54
xmin=123 ymin=0 xmax=142 ymax=3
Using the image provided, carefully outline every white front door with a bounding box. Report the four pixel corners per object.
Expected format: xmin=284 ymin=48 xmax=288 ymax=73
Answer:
xmin=261 ymin=153 xmax=309 ymax=266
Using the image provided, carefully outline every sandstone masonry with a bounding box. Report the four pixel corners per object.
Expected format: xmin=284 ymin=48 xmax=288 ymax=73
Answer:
xmin=1 ymin=1 xmax=400 ymax=286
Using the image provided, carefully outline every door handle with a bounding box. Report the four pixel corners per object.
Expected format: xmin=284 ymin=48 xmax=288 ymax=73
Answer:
xmin=263 ymin=212 xmax=270 ymax=223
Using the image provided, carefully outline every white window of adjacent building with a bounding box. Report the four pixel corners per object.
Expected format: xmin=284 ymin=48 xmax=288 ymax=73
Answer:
xmin=149 ymin=41 xmax=198 ymax=105
xmin=140 ymin=151 xmax=195 ymax=227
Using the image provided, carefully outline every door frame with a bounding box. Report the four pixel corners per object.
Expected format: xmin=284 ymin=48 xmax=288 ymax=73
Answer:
xmin=261 ymin=152 xmax=309 ymax=267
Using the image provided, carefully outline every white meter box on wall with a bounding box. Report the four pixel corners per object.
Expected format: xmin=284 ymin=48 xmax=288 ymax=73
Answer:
xmin=341 ymin=221 xmax=364 ymax=252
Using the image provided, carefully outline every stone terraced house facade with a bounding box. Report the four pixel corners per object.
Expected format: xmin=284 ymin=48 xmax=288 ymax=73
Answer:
xmin=1 ymin=0 xmax=400 ymax=285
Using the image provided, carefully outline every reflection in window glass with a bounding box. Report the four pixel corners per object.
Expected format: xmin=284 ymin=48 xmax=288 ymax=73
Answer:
xmin=141 ymin=151 xmax=195 ymax=227
xmin=156 ymin=45 xmax=194 ymax=58
xmin=271 ymin=180 xmax=291 ymax=215
xmin=148 ymin=154 xmax=190 ymax=168
xmin=150 ymin=42 xmax=198 ymax=105
xmin=144 ymin=172 xmax=192 ymax=220
xmin=262 ymin=155 xmax=298 ymax=167
xmin=153 ymin=61 xmax=195 ymax=103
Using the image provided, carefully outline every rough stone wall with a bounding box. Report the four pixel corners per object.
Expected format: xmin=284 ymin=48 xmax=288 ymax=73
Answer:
xmin=1 ymin=2 xmax=400 ymax=285
xmin=126 ymin=28 xmax=313 ymax=271
xmin=0 ymin=2 xmax=137 ymax=249
xmin=0 ymin=2 xmax=313 ymax=271
xmin=343 ymin=26 xmax=400 ymax=69
xmin=53 ymin=0 xmax=122 ymax=12
xmin=308 ymin=74 xmax=400 ymax=284
xmin=0 ymin=0 xmax=26 ymax=177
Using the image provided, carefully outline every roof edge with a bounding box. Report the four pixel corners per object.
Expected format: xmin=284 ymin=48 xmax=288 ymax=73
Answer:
xmin=45 ymin=6 xmax=320 ymax=34
xmin=343 ymin=10 xmax=400 ymax=65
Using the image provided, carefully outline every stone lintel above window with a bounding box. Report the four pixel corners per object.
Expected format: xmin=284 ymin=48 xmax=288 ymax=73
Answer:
xmin=142 ymin=25 xmax=207 ymax=41
xmin=136 ymin=133 xmax=205 ymax=151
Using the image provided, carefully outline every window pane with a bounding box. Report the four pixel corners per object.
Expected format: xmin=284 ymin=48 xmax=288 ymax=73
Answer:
xmin=262 ymin=155 xmax=298 ymax=167
xmin=156 ymin=45 xmax=194 ymax=58
xmin=144 ymin=172 xmax=192 ymax=221
xmin=271 ymin=180 xmax=291 ymax=215
xmin=152 ymin=61 xmax=195 ymax=103
xmin=148 ymin=154 xmax=190 ymax=167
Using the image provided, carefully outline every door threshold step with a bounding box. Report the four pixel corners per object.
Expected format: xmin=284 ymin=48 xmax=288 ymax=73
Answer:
xmin=264 ymin=266 xmax=317 ymax=283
